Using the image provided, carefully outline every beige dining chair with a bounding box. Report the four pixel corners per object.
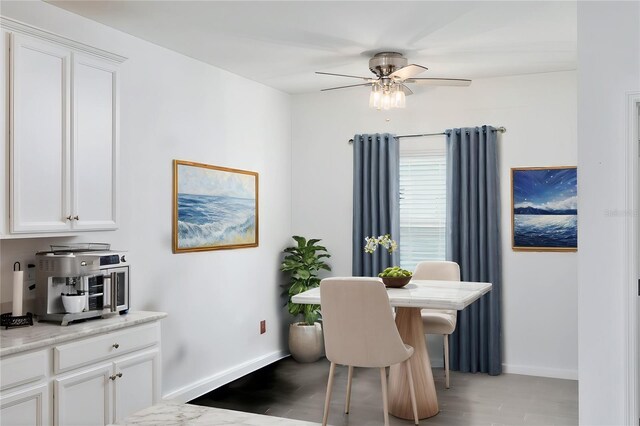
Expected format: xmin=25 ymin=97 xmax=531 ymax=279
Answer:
xmin=320 ymin=277 xmax=419 ymax=426
xmin=414 ymin=261 xmax=460 ymax=389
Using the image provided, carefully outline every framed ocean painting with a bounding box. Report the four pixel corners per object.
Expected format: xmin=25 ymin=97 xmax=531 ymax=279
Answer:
xmin=511 ymin=166 xmax=577 ymax=252
xmin=173 ymin=160 xmax=259 ymax=253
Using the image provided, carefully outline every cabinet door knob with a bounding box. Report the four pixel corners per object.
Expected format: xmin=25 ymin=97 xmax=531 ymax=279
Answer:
xmin=66 ymin=215 xmax=73 ymax=221
xmin=116 ymin=372 xmax=123 ymax=378
xmin=112 ymin=343 xmax=120 ymax=349
xmin=109 ymin=375 xmax=117 ymax=381
xmin=73 ymin=215 xmax=79 ymax=220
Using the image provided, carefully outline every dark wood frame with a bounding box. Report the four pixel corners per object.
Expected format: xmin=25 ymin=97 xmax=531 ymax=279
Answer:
xmin=511 ymin=166 xmax=577 ymax=252
xmin=173 ymin=160 xmax=259 ymax=253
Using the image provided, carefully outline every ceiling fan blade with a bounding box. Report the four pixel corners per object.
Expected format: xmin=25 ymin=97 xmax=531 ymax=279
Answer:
xmin=320 ymin=83 xmax=373 ymax=92
xmin=388 ymin=64 xmax=428 ymax=81
xmin=405 ymin=78 xmax=472 ymax=86
xmin=400 ymin=84 xmax=414 ymax=96
xmin=316 ymin=71 xmax=372 ymax=81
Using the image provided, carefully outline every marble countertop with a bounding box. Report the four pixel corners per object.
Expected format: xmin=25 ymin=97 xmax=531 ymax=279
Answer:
xmin=113 ymin=403 xmax=320 ymax=426
xmin=0 ymin=311 xmax=167 ymax=357
xmin=292 ymin=279 xmax=492 ymax=310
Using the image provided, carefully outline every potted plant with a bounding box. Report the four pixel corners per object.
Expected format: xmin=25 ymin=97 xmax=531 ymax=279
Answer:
xmin=281 ymin=236 xmax=331 ymax=363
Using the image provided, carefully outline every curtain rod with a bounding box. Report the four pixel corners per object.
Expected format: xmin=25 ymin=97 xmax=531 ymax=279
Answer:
xmin=347 ymin=126 xmax=507 ymax=144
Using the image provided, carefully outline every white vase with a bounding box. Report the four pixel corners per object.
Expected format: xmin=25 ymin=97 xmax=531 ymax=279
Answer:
xmin=289 ymin=322 xmax=324 ymax=363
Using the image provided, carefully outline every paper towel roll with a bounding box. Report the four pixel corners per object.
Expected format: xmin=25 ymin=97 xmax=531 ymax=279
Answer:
xmin=12 ymin=271 xmax=23 ymax=316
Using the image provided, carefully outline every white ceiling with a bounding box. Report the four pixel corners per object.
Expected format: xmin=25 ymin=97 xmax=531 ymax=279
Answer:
xmin=48 ymin=1 xmax=577 ymax=94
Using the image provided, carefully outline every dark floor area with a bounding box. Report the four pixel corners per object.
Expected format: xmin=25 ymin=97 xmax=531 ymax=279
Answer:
xmin=190 ymin=357 xmax=578 ymax=426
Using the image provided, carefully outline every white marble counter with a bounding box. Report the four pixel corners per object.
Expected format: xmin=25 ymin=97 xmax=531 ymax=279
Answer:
xmin=292 ymin=279 xmax=492 ymax=310
xmin=113 ymin=403 xmax=320 ymax=426
xmin=0 ymin=311 xmax=167 ymax=357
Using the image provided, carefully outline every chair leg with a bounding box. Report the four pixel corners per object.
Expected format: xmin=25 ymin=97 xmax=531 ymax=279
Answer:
xmin=444 ymin=334 xmax=450 ymax=389
xmin=380 ymin=367 xmax=389 ymax=426
xmin=405 ymin=360 xmax=419 ymax=425
xmin=322 ymin=362 xmax=336 ymax=426
xmin=345 ymin=365 xmax=354 ymax=414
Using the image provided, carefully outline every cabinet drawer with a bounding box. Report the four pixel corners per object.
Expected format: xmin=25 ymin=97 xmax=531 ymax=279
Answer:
xmin=0 ymin=350 xmax=48 ymax=391
xmin=54 ymin=323 xmax=159 ymax=373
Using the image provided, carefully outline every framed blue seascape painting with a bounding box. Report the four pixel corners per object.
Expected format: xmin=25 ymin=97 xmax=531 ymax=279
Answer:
xmin=511 ymin=166 xmax=577 ymax=251
xmin=173 ymin=160 xmax=258 ymax=253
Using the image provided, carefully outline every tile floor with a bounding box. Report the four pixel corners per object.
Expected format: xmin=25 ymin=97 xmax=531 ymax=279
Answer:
xmin=191 ymin=357 xmax=578 ymax=426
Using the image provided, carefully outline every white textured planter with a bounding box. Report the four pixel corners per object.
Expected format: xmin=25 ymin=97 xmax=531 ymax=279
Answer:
xmin=289 ymin=322 xmax=324 ymax=363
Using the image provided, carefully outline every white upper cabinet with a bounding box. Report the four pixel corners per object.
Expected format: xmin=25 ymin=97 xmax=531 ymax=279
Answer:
xmin=7 ymin=26 xmax=123 ymax=235
xmin=72 ymin=54 xmax=119 ymax=230
xmin=10 ymin=33 xmax=71 ymax=233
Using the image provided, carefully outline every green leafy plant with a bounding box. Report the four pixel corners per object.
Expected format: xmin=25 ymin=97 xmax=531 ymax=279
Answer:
xmin=281 ymin=236 xmax=331 ymax=325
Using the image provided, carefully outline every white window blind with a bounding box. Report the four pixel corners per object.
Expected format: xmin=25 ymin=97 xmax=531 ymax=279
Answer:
xmin=399 ymin=141 xmax=447 ymax=272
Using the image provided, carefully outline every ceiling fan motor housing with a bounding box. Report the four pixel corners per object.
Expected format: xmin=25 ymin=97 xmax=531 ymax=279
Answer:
xmin=369 ymin=52 xmax=408 ymax=78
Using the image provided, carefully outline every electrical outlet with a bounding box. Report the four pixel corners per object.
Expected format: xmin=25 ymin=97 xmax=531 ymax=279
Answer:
xmin=26 ymin=263 xmax=36 ymax=282
xmin=24 ymin=263 xmax=36 ymax=293
xmin=260 ymin=320 xmax=266 ymax=334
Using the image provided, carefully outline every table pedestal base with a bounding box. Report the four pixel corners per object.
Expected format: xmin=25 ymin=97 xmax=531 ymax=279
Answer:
xmin=388 ymin=307 xmax=439 ymax=420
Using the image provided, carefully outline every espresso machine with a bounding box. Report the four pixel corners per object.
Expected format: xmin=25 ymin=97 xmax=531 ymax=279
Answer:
xmin=35 ymin=244 xmax=130 ymax=326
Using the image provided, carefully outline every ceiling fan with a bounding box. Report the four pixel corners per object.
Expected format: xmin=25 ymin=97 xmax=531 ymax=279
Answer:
xmin=316 ymin=52 xmax=471 ymax=110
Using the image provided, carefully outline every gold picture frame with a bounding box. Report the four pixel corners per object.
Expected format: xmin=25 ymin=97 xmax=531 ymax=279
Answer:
xmin=173 ymin=160 xmax=259 ymax=253
xmin=511 ymin=166 xmax=577 ymax=252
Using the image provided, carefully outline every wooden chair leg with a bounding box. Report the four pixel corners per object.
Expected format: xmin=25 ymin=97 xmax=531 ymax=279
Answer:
xmin=345 ymin=365 xmax=354 ymax=414
xmin=444 ymin=334 xmax=450 ymax=389
xmin=380 ymin=367 xmax=390 ymax=426
xmin=405 ymin=359 xmax=419 ymax=425
xmin=323 ymin=362 xmax=336 ymax=426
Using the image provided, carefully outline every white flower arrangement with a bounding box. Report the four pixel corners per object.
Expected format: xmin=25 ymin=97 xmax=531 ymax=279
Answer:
xmin=364 ymin=234 xmax=398 ymax=254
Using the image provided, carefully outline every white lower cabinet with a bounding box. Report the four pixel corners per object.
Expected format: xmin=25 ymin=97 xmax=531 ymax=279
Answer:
xmin=53 ymin=331 xmax=160 ymax=426
xmin=55 ymin=349 xmax=159 ymax=425
xmin=55 ymin=363 xmax=113 ymax=426
xmin=0 ymin=382 xmax=50 ymax=426
xmin=55 ymin=349 xmax=160 ymax=426
xmin=0 ymin=321 xmax=162 ymax=426
xmin=113 ymin=350 xmax=159 ymax=422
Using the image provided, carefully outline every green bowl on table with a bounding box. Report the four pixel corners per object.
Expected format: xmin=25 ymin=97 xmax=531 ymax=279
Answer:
xmin=378 ymin=266 xmax=412 ymax=288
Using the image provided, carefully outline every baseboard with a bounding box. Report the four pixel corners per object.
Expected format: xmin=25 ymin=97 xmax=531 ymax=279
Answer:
xmin=502 ymin=363 xmax=578 ymax=380
xmin=162 ymin=350 xmax=289 ymax=403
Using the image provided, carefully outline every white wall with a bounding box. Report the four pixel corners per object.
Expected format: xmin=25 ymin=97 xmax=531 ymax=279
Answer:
xmin=0 ymin=1 xmax=292 ymax=401
xmin=577 ymin=2 xmax=640 ymax=425
xmin=292 ymin=71 xmax=578 ymax=378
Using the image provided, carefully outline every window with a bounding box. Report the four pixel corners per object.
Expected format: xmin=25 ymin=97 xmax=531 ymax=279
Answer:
xmin=399 ymin=140 xmax=447 ymax=271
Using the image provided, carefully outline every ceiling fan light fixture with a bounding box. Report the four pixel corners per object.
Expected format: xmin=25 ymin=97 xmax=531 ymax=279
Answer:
xmin=369 ymin=83 xmax=382 ymax=109
xmin=393 ymin=85 xmax=406 ymax=108
xmin=381 ymin=91 xmax=392 ymax=110
xmin=317 ymin=52 xmax=471 ymax=110
xmin=370 ymin=83 xmax=405 ymax=110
